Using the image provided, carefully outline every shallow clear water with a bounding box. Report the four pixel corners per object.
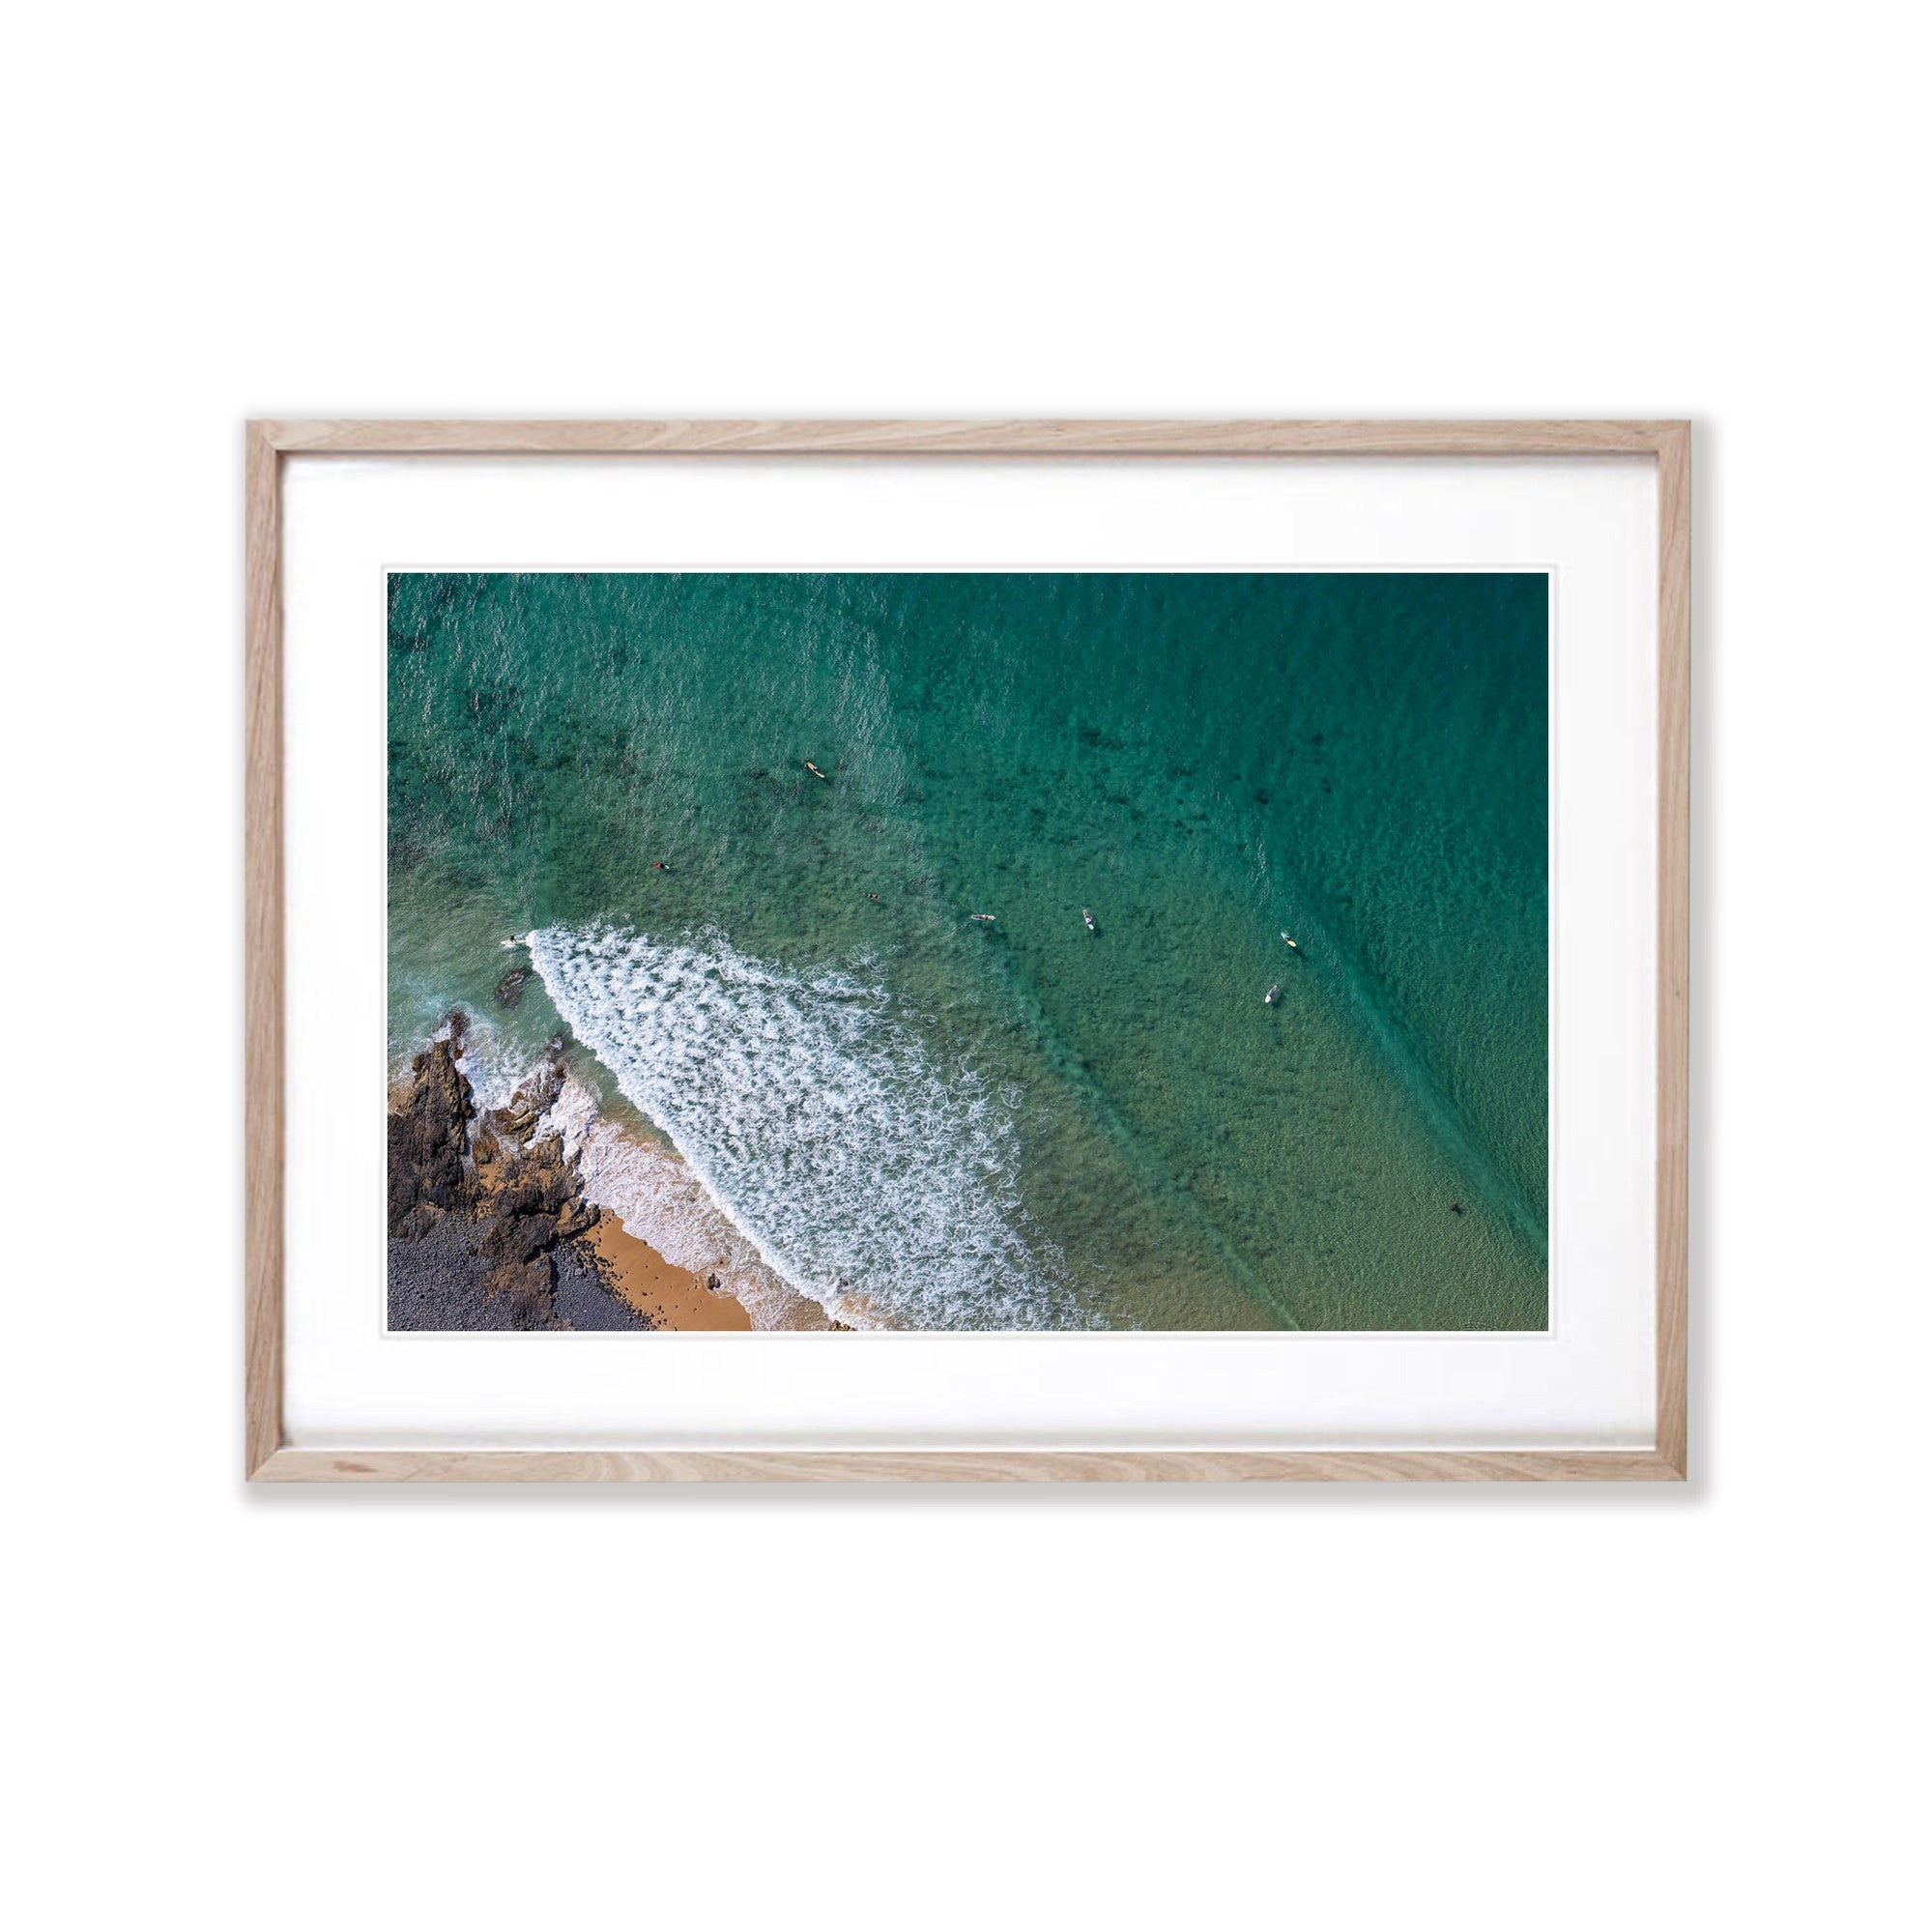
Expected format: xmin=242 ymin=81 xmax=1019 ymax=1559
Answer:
xmin=389 ymin=570 xmax=1548 ymax=1330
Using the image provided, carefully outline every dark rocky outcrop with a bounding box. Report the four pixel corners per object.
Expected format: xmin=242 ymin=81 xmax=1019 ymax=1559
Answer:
xmin=387 ymin=1026 xmax=476 ymax=1239
xmin=482 ymin=1254 xmax=558 ymax=1329
xmin=495 ymin=966 xmax=532 ymax=1009
xmin=472 ymin=1054 xmax=597 ymax=1274
xmin=386 ymin=1018 xmax=625 ymax=1331
xmin=389 ymin=1214 xmax=641 ymax=1332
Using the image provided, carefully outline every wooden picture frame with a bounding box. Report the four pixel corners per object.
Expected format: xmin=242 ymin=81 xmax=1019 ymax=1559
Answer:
xmin=246 ymin=419 xmax=1688 ymax=1483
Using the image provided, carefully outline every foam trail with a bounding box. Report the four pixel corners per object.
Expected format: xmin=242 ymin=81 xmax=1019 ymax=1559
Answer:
xmin=542 ymin=1075 xmax=822 ymax=1330
xmin=529 ymin=924 xmax=1094 ymax=1330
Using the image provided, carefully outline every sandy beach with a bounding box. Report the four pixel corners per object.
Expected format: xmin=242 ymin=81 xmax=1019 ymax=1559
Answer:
xmin=587 ymin=1211 xmax=753 ymax=1331
xmin=388 ymin=1009 xmax=852 ymax=1331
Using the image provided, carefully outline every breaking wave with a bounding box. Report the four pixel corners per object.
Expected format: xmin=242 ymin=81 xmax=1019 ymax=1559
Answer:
xmin=528 ymin=924 xmax=1095 ymax=1330
xmin=541 ymin=1073 xmax=822 ymax=1330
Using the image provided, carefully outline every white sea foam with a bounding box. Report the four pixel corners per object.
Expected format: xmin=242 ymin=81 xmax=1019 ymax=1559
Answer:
xmin=542 ymin=1074 xmax=822 ymax=1330
xmin=528 ymin=924 xmax=1090 ymax=1330
xmin=427 ymin=1011 xmax=530 ymax=1115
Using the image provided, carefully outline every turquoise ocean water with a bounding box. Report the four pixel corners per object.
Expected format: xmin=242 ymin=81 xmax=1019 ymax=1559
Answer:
xmin=389 ymin=571 xmax=1548 ymax=1330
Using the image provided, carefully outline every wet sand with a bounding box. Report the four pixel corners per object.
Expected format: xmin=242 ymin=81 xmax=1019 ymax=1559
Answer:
xmin=588 ymin=1212 xmax=753 ymax=1331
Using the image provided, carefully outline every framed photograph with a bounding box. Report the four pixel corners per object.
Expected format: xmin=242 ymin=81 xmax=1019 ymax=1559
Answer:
xmin=246 ymin=419 xmax=1688 ymax=1482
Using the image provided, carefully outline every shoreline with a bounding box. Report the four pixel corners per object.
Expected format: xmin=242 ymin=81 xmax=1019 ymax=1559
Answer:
xmin=586 ymin=1211 xmax=753 ymax=1331
xmin=387 ymin=1017 xmax=650 ymax=1332
xmin=388 ymin=1007 xmax=841 ymax=1332
xmin=546 ymin=1058 xmax=844 ymax=1330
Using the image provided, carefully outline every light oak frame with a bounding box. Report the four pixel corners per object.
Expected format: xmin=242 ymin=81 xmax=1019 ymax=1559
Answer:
xmin=245 ymin=419 xmax=1689 ymax=1483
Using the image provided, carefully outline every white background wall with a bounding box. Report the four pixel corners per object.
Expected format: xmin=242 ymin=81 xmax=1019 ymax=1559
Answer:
xmin=6 ymin=5 xmax=1925 ymax=1928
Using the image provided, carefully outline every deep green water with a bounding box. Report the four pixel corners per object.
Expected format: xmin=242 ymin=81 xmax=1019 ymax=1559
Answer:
xmin=389 ymin=571 xmax=1548 ymax=1330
